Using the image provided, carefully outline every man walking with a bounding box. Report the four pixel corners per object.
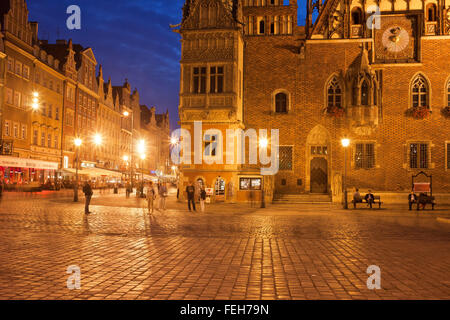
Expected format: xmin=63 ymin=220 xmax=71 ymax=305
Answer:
xmin=147 ymin=182 xmax=156 ymax=214
xmin=82 ymin=181 xmax=93 ymax=214
xmin=186 ymin=182 xmax=196 ymax=212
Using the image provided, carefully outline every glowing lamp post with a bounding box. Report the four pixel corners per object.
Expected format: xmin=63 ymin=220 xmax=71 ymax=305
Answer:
xmin=341 ymin=138 xmax=350 ymax=209
xmin=74 ymin=138 xmax=82 ymax=202
xmin=259 ymin=137 xmax=268 ymax=208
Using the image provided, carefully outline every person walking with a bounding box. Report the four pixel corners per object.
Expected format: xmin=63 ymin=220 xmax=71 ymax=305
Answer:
xmin=199 ymin=187 xmax=206 ymax=212
xmin=126 ymin=181 xmax=131 ymax=198
xmin=186 ymin=182 xmax=196 ymax=212
xmin=158 ymin=182 xmax=168 ymax=211
xmin=146 ymin=182 xmax=156 ymax=214
xmin=82 ymin=181 xmax=93 ymax=214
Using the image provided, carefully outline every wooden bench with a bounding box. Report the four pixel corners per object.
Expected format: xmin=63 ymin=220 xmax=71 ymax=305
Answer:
xmin=352 ymin=195 xmax=382 ymax=209
xmin=417 ymin=195 xmax=436 ymax=210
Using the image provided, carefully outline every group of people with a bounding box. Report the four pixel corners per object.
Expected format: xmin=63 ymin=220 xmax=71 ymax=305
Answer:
xmin=408 ymin=191 xmax=432 ymax=210
xmin=82 ymin=180 xmax=169 ymax=215
xmin=185 ymin=181 xmax=207 ymax=212
xmin=353 ymin=189 xmax=376 ymax=208
xmin=145 ymin=181 xmax=168 ymax=214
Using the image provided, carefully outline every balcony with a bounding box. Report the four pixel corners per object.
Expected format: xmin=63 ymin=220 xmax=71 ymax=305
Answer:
xmin=425 ymin=22 xmax=437 ymax=35
xmin=181 ymin=93 xmax=236 ymax=109
xmin=349 ymin=105 xmax=378 ymax=127
xmin=351 ymin=25 xmax=363 ymax=38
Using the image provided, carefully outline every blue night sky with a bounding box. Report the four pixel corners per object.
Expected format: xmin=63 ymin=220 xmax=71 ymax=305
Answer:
xmin=27 ymin=0 xmax=307 ymax=130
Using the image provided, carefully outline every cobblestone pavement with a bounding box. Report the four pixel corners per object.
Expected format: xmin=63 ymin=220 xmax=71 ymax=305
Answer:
xmin=0 ymin=188 xmax=449 ymax=300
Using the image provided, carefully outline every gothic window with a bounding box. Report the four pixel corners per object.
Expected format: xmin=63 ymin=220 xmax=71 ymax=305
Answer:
xmin=447 ymin=143 xmax=450 ymax=169
xmin=361 ymin=80 xmax=369 ymax=106
xmin=193 ymin=67 xmax=206 ymax=94
xmin=279 ymin=146 xmax=293 ymax=171
xmin=410 ymin=143 xmax=429 ymax=169
xmin=275 ymin=93 xmax=287 ymax=113
xmin=411 ymin=75 xmax=429 ymax=108
xmin=427 ymin=4 xmax=437 ymax=22
xmin=351 ymin=7 xmax=363 ymax=25
xmin=447 ymin=80 xmax=450 ymax=107
xmin=210 ymin=66 xmax=224 ymax=93
xmin=355 ymin=143 xmax=375 ymax=169
xmin=327 ymin=77 xmax=342 ymax=108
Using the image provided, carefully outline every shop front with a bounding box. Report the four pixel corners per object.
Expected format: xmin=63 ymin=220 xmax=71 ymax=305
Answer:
xmin=0 ymin=156 xmax=59 ymax=189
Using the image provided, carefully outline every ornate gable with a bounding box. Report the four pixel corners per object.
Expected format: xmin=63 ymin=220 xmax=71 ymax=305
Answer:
xmin=181 ymin=0 xmax=238 ymax=31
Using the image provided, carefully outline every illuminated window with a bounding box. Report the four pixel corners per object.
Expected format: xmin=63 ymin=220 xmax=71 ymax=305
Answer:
xmin=327 ymin=77 xmax=342 ymax=108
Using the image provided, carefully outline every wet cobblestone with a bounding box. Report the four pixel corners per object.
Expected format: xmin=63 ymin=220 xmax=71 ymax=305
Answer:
xmin=0 ymin=189 xmax=449 ymax=300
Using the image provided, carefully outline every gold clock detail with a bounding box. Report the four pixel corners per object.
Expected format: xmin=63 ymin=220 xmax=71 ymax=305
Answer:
xmin=382 ymin=26 xmax=410 ymax=53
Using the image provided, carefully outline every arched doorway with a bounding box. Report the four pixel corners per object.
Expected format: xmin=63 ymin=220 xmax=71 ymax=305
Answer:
xmin=310 ymin=158 xmax=328 ymax=193
xmin=215 ymin=177 xmax=226 ymax=202
xmin=306 ymin=125 xmax=331 ymax=194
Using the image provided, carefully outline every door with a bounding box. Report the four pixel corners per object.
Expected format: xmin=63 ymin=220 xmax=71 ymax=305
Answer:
xmin=310 ymin=157 xmax=328 ymax=194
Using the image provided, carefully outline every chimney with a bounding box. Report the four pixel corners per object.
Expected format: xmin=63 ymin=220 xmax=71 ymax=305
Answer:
xmin=30 ymin=22 xmax=38 ymax=44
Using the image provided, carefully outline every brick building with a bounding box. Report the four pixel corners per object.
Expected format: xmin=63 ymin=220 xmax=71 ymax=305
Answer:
xmin=175 ymin=0 xmax=450 ymax=203
xmin=0 ymin=0 xmax=171 ymax=188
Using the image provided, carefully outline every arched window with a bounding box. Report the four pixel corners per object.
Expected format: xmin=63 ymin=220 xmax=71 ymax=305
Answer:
xmin=327 ymin=77 xmax=342 ymax=108
xmin=411 ymin=75 xmax=429 ymax=108
xmin=427 ymin=4 xmax=437 ymax=22
xmin=275 ymin=93 xmax=287 ymax=113
xmin=259 ymin=19 xmax=265 ymax=34
xmin=447 ymin=80 xmax=450 ymax=107
xmin=361 ymin=80 xmax=369 ymax=106
xmin=351 ymin=7 xmax=363 ymax=25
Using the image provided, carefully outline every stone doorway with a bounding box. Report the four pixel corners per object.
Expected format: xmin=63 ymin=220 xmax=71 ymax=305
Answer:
xmin=310 ymin=157 xmax=328 ymax=194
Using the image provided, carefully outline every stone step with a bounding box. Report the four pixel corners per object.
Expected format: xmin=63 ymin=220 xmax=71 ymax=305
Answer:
xmin=273 ymin=194 xmax=332 ymax=204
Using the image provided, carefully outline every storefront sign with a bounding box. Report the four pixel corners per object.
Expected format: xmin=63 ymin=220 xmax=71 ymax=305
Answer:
xmin=0 ymin=156 xmax=59 ymax=170
xmin=205 ymin=188 xmax=214 ymax=196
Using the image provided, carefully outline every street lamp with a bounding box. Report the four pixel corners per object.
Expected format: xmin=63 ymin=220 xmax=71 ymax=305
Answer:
xmin=32 ymin=92 xmax=39 ymax=111
xmin=259 ymin=137 xmax=268 ymax=208
xmin=341 ymin=138 xmax=350 ymax=209
xmin=74 ymin=138 xmax=82 ymax=202
xmin=122 ymin=110 xmax=134 ymax=189
xmin=140 ymin=153 xmax=146 ymax=197
xmin=93 ymin=133 xmax=103 ymax=146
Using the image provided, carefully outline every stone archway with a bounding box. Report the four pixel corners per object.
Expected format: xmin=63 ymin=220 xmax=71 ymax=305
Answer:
xmin=305 ymin=125 xmax=331 ymax=194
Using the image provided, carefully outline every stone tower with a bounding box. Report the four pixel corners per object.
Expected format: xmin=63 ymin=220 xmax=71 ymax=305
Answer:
xmin=174 ymin=0 xmax=245 ymax=202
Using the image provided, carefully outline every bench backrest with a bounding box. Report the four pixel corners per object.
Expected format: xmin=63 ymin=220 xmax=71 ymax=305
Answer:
xmin=414 ymin=182 xmax=431 ymax=193
xmin=374 ymin=195 xmax=381 ymax=200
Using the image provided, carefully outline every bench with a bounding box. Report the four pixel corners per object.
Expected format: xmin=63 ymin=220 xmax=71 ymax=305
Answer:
xmin=352 ymin=195 xmax=382 ymax=209
xmin=417 ymin=195 xmax=436 ymax=210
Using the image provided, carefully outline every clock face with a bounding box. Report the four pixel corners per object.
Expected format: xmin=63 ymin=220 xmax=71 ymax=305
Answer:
xmin=382 ymin=26 xmax=409 ymax=53
xmin=374 ymin=15 xmax=418 ymax=63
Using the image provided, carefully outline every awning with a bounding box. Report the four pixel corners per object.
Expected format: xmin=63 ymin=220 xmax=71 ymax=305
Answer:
xmin=0 ymin=156 xmax=59 ymax=170
xmin=61 ymin=168 xmax=123 ymax=178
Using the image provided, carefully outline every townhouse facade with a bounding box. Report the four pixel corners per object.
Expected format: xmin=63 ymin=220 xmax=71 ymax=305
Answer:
xmin=0 ymin=0 xmax=171 ymax=187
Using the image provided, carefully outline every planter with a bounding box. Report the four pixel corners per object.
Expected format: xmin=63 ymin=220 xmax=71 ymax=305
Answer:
xmin=326 ymin=106 xmax=345 ymax=118
xmin=441 ymin=107 xmax=450 ymax=118
xmin=405 ymin=107 xmax=431 ymax=119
